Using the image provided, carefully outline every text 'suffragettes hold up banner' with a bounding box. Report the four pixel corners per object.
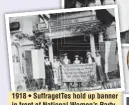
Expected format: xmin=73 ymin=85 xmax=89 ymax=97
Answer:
xmin=9 ymin=92 xmax=122 ymax=105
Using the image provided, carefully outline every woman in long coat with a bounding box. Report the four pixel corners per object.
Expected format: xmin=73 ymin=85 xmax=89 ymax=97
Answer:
xmin=44 ymin=56 xmax=54 ymax=90
xmin=53 ymin=56 xmax=62 ymax=90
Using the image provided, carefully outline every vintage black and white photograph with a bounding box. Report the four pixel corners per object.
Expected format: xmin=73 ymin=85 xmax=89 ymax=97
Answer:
xmin=62 ymin=0 xmax=116 ymax=9
xmin=5 ymin=5 xmax=124 ymax=91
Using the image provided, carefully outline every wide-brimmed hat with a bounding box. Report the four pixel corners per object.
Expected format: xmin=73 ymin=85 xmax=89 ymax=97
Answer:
xmin=75 ymin=55 xmax=79 ymax=58
xmin=63 ymin=53 xmax=68 ymax=56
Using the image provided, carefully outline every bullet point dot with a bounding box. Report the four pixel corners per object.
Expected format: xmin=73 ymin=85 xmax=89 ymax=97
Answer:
xmin=28 ymin=94 xmax=31 ymax=97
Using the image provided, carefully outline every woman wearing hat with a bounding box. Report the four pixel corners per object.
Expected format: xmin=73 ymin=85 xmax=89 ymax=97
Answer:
xmin=62 ymin=53 xmax=71 ymax=90
xmin=73 ymin=55 xmax=81 ymax=64
xmin=53 ymin=56 xmax=62 ymax=90
xmin=86 ymin=52 xmax=95 ymax=64
xmin=44 ymin=56 xmax=54 ymax=90
xmin=62 ymin=53 xmax=71 ymax=65
xmin=73 ymin=55 xmax=82 ymax=88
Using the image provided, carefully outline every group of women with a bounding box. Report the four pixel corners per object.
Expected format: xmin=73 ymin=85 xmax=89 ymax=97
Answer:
xmin=44 ymin=52 xmax=96 ymax=90
xmin=44 ymin=51 xmax=106 ymax=90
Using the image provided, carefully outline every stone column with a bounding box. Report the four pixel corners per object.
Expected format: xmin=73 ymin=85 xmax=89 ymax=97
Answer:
xmin=90 ymin=34 xmax=96 ymax=58
xmin=48 ymin=39 xmax=54 ymax=64
xmin=99 ymin=32 xmax=104 ymax=42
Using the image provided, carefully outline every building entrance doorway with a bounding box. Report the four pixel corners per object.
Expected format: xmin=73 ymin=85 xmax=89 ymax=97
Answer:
xmin=52 ymin=35 xmax=99 ymax=63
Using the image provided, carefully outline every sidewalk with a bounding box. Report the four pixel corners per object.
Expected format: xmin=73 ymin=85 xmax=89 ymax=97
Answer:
xmin=40 ymin=79 xmax=120 ymax=92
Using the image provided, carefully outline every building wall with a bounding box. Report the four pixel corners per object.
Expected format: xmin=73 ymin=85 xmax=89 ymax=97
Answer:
xmin=10 ymin=15 xmax=41 ymax=48
xmin=10 ymin=16 xmax=40 ymax=35
xmin=10 ymin=16 xmax=46 ymax=80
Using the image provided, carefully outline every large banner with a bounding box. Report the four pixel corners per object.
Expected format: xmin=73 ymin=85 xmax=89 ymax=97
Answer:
xmin=62 ymin=64 xmax=96 ymax=82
